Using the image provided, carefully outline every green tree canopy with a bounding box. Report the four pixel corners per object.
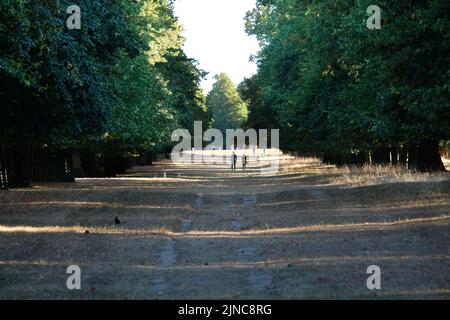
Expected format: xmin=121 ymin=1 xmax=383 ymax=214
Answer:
xmin=0 ymin=0 xmax=209 ymax=153
xmin=0 ymin=0 xmax=210 ymax=185
xmin=244 ymin=0 xmax=449 ymax=170
xmin=0 ymin=0 xmax=144 ymax=148
xmin=207 ymin=73 xmax=248 ymax=132
xmin=238 ymin=74 xmax=275 ymax=131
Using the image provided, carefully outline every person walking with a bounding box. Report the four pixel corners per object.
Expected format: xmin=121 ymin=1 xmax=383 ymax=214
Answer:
xmin=231 ymin=152 xmax=237 ymax=172
xmin=242 ymin=154 xmax=247 ymax=171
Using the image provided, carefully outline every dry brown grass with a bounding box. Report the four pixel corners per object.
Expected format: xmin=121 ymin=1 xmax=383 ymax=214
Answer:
xmin=271 ymin=156 xmax=450 ymax=188
xmin=1 ymin=154 xmax=449 ymax=299
xmin=3 ymin=214 xmax=449 ymax=238
xmin=328 ymin=164 xmax=450 ymax=187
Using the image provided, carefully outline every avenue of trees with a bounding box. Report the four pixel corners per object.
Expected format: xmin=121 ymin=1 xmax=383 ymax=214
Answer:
xmin=0 ymin=0 xmax=210 ymax=187
xmin=241 ymin=0 xmax=449 ymax=171
xmin=1 ymin=1 xmax=448 ymax=189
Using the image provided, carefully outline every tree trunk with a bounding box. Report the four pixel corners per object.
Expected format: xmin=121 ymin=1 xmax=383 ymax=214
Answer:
xmin=409 ymin=140 xmax=445 ymax=172
xmin=71 ymin=150 xmax=85 ymax=178
xmin=0 ymin=146 xmax=8 ymax=190
xmin=390 ymin=147 xmax=399 ymax=165
xmin=81 ymin=153 xmax=101 ymax=177
xmin=322 ymin=153 xmax=334 ymax=165
xmin=104 ymin=156 xmax=119 ymax=177
xmin=62 ymin=151 xmax=75 ymax=182
xmin=350 ymin=152 xmax=369 ymax=166
xmin=6 ymin=145 xmax=31 ymax=188
xmin=372 ymin=147 xmax=391 ymax=165
xmin=147 ymin=151 xmax=154 ymax=165
xmin=30 ymin=146 xmax=50 ymax=182
xmin=45 ymin=151 xmax=74 ymax=182
xmin=398 ymin=145 xmax=408 ymax=167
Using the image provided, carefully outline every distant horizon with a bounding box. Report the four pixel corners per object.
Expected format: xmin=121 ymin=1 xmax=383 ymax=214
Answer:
xmin=174 ymin=0 xmax=260 ymax=94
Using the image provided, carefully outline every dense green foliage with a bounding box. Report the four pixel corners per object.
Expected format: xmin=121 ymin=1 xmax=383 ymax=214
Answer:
xmin=244 ymin=0 xmax=449 ymax=170
xmin=1 ymin=0 xmax=448 ymax=187
xmin=1 ymin=0 xmax=138 ymax=146
xmin=238 ymin=74 xmax=275 ymax=130
xmin=207 ymin=73 xmax=248 ymax=133
xmin=0 ymin=0 xmax=209 ymax=184
xmin=0 ymin=0 xmax=208 ymax=150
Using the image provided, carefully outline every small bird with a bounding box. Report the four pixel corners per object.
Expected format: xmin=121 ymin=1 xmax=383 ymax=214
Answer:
xmin=114 ymin=217 xmax=121 ymax=225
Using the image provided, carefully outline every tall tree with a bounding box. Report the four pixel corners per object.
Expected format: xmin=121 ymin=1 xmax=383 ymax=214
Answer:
xmin=245 ymin=0 xmax=449 ymax=170
xmin=238 ymin=74 xmax=276 ymax=131
xmin=0 ymin=0 xmax=210 ymax=185
xmin=158 ymin=51 xmax=211 ymax=133
xmin=207 ymin=73 xmax=248 ymax=132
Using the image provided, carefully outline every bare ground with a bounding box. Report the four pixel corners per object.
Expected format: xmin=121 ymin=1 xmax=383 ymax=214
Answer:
xmin=0 ymin=158 xmax=449 ymax=300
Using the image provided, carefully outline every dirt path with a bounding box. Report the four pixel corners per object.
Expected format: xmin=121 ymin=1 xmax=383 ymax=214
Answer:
xmin=0 ymin=159 xmax=449 ymax=299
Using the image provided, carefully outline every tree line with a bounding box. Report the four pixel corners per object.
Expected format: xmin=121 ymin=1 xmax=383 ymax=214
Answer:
xmin=240 ymin=0 xmax=449 ymax=171
xmin=1 ymin=1 xmax=448 ymax=190
xmin=0 ymin=0 xmax=210 ymax=188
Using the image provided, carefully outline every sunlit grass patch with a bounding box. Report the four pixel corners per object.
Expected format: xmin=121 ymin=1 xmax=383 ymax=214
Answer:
xmin=328 ymin=164 xmax=450 ymax=187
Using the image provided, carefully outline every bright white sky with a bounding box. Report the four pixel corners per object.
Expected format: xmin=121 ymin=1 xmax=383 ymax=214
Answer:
xmin=174 ymin=0 xmax=260 ymax=94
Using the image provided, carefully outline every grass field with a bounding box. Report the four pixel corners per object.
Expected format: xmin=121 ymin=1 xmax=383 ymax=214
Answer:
xmin=0 ymin=154 xmax=449 ymax=299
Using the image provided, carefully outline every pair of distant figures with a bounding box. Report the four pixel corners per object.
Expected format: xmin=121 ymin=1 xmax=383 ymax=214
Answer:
xmin=231 ymin=153 xmax=247 ymax=172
